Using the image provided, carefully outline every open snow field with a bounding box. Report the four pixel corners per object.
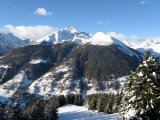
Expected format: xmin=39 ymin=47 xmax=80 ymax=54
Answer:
xmin=58 ymin=104 xmax=119 ymax=120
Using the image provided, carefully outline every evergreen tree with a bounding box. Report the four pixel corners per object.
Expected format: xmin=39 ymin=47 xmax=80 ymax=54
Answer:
xmin=66 ymin=94 xmax=75 ymax=104
xmin=0 ymin=104 xmax=6 ymax=120
xmin=88 ymin=95 xmax=97 ymax=110
xmin=12 ymin=103 xmax=23 ymax=120
xmin=58 ymin=95 xmax=66 ymax=107
xmin=112 ymin=92 xmax=123 ymax=113
xmin=24 ymin=100 xmax=45 ymax=120
xmin=121 ymin=51 xmax=160 ymax=120
xmin=44 ymin=100 xmax=58 ymax=120
xmin=33 ymin=102 xmax=44 ymax=119
xmin=74 ymin=94 xmax=83 ymax=106
xmin=96 ymin=94 xmax=107 ymax=112
xmin=49 ymin=96 xmax=60 ymax=108
xmin=4 ymin=103 xmax=23 ymax=120
xmin=104 ymin=94 xmax=115 ymax=114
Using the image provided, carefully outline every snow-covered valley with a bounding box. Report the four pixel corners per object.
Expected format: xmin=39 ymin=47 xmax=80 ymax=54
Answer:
xmin=58 ymin=104 xmax=119 ymax=120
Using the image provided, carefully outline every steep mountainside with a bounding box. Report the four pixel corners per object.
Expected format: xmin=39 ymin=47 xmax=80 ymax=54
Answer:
xmin=0 ymin=42 xmax=76 ymax=84
xmin=0 ymin=33 xmax=29 ymax=55
xmin=28 ymin=44 xmax=142 ymax=97
xmin=31 ymin=28 xmax=91 ymax=45
xmin=137 ymin=38 xmax=160 ymax=57
xmin=139 ymin=38 xmax=160 ymax=53
xmin=0 ymin=40 xmax=143 ymax=103
xmin=0 ymin=42 xmax=76 ymax=102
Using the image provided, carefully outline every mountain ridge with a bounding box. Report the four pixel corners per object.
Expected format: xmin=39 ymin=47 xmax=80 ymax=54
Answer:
xmin=0 ymin=33 xmax=29 ymax=55
xmin=0 ymin=41 xmax=142 ymax=103
xmin=1 ymin=28 xmax=160 ymax=56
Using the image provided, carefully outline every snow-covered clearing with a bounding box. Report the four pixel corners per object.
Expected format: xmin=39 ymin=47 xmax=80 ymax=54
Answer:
xmin=0 ymin=71 xmax=32 ymax=102
xmin=58 ymin=104 xmax=119 ymax=120
xmin=29 ymin=59 xmax=47 ymax=64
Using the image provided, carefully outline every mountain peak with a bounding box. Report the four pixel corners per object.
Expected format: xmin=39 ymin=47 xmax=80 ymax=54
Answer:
xmin=31 ymin=27 xmax=91 ymax=45
xmin=138 ymin=37 xmax=160 ymax=55
xmin=0 ymin=32 xmax=29 ymax=55
xmin=64 ymin=27 xmax=78 ymax=33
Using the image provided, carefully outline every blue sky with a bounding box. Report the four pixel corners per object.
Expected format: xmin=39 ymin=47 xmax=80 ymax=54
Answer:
xmin=0 ymin=0 xmax=160 ymax=39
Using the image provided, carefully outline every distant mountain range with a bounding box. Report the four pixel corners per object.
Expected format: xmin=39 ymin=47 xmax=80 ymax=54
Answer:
xmin=1 ymin=28 xmax=160 ymax=56
xmin=0 ymin=33 xmax=29 ymax=55
xmin=137 ymin=38 xmax=160 ymax=56
xmin=0 ymin=28 xmax=159 ymax=103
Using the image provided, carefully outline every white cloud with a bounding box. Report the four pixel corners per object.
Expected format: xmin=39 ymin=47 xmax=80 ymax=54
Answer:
xmin=34 ymin=8 xmax=52 ymax=16
xmin=97 ymin=21 xmax=110 ymax=25
xmin=91 ymin=32 xmax=113 ymax=46
xmin=0 ymin=25 xmax=56 ymax=40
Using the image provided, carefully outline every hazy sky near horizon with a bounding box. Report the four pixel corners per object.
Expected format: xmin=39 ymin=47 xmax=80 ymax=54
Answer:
xmin=0 ymin=0 xmax=160 ymax=39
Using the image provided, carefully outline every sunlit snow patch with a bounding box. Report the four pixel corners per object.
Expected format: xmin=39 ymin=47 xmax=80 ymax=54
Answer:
xmin=0 ymin=71 xmax=32 ymax=103
xmin=58 ymin=104 xmax=119 ymax=120
xmin=0 ymin=65 xmax=11 ymax=82
xmin=29 ymin=59 xmax=47 ymax=64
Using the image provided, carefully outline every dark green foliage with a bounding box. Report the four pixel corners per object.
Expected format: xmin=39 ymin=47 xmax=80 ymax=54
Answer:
xmin=44 ymin=107 xmax=58 ymax=120
xmin=69 ymin=44 xmax=142 ymax=82
xmin=112 ymin=92 xmax=123 ymax=113
xmin=0 ymin=97 xmax=59 ymax=120
xmin=22 ymin=100 xmax=45 ymax=119
xmin=104 ymin=94 xmax=115 ymax=113
xmin=64 ymin=94 xmax=83 ymax=106
xmin=48 ymin=96 xmax=60 ymax=109
xmin=0 ymin=94 xmax=85 ymax=120
xmin=89 ymin=98 xmax=97 ymax=110
xmin=4 ymin=103 xmax=23 ymax=120
xmin=86 ymin=93 xmax=122 ymax=113
xmin=121 ymin=51 xmax=160 ymax=120
xmin=22 ymin=97 xmax=59 ymax=120
xmin=66 ymin=94 xmax=75 ymax=104
xmin=58 ymin=95 xmax=66 ymax=107
xmin=96 ymin=94 xmax=107 ymax=112
xmin=0 ymin=104 xmax=6 ymax=120
xmin=44 ymin=97 xmax=58 ymax=120
xmin=87 ymin=94 xmax=98 ymax=110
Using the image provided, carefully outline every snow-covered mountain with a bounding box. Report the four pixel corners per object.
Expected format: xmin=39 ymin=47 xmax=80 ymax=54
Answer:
xmin=31 ymin=28 xmax=133 ymax=49
xmin=3 ymin=28 xmax=160 ymax=105
xmin=0 ymin=27 xmax=159 ymax=58
xmin=111 ymin=36 xmax=160 ymax=56
xmin=30 ymin=28 xmax=143 ymax=58
xmin=0 ymin=33 xmax=29 ymax=55
xmin=0 ymin=39 xmax=142 ymax=103
xmin=90 ymin=32 xmax=142 ymax=57
xmin=26 ymin=27 xmax=159 ymax=57
xmin=31 ymin=27 xmax=91 ymax=45
xmin=137 ymin=38 xmax=160 ymax=56
xmin=139 ymin=38 xmax=160 ymax=53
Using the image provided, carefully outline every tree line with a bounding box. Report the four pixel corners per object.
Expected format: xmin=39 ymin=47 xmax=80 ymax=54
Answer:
xmin=86 ymin=93 xmax=123 ymax=114
xmin=0 ymin=94 xmax=82 ymax=120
